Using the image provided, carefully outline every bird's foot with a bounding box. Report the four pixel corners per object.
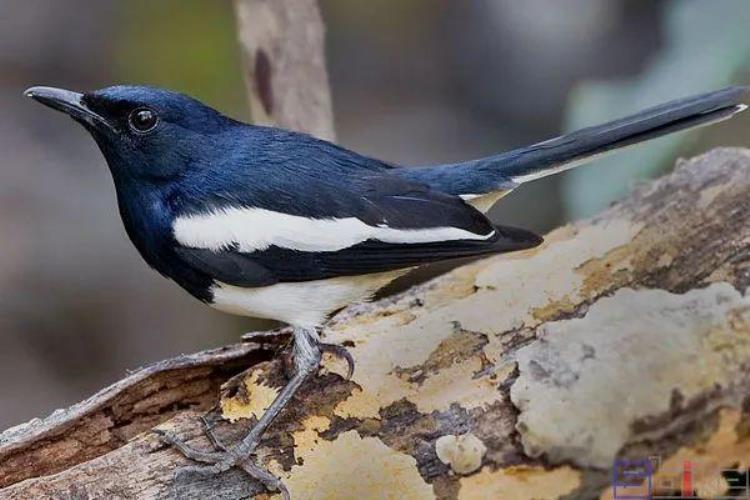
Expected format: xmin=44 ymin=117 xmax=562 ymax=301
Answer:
xmin=318 ymin=342 xmax=355 ymax=380
xmin=154 ymin=416 xmax=289 ymax=500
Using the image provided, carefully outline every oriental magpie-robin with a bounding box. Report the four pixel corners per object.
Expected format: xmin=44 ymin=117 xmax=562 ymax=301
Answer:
xmin=25 ymin=84 xmax=749 ymax=497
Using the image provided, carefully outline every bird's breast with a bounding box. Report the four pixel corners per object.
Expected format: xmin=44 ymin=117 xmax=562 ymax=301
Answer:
xmin=114 ymin=186 xmax=215 ymax=296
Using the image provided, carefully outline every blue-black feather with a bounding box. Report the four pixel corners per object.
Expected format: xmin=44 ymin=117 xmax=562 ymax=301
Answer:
xmin=399 ymin=86 xmax=750 ymax=194
xmin=77 ymin=85 xmax=541 ymax=301
xmin=42 ymin=84 xmax=748 ymax=303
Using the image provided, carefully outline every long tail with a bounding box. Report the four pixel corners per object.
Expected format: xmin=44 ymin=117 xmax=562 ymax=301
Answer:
xmin=397 ymin=86 xmax=749 ymax=203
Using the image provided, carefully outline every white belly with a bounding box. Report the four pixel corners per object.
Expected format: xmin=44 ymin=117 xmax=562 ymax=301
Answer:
xmin=205 ymin=189 xmax=504 ymax=327
xmin=209 ymin=270 xmax=406 ymax=328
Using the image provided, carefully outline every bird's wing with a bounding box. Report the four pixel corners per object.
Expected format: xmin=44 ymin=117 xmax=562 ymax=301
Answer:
xmin=232 ymin=224 xmax=541 ymax=282
xmin=174 ymin=245 xmax=279 ymax=287
xmin=175 ymin=226 xmax=539 ymax=285
xmin=171 ymin=153 xmax=541 ymax=285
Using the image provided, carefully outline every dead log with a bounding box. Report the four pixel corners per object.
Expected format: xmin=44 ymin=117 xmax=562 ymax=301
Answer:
xmin=3 ymin=148 xmax=750 ymax=498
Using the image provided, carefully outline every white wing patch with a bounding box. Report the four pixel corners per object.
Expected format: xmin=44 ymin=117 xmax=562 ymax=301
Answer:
xmin=173 ymin=206 xmax=494 ymax=253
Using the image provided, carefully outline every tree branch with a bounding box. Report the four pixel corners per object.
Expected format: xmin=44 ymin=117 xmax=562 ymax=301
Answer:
xmin=4 ymin=148 xmax=750 ymax=498
xmin=4 ymin=1 xmax=750 ymax=498
xmin=233 ymin=0 xmax=335 ymax=140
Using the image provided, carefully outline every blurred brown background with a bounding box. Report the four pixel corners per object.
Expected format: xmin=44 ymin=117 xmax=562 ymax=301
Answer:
xmin=1 ymin=0 xmax=749 ymax=429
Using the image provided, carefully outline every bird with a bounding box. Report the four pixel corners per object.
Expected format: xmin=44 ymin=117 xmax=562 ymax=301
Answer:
xmin=25 ymin=83 xmax=749 ymax=498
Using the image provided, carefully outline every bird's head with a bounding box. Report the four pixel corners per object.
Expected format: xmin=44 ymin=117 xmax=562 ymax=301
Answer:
xmin=24 ymin=85 xmax=238 ymax=185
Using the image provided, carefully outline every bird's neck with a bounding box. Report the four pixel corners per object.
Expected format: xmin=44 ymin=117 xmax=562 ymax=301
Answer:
xmin=114 ymin=183 xmax=174 ymax=271
xmin=113 ymin=181 xmax=214 ymax=301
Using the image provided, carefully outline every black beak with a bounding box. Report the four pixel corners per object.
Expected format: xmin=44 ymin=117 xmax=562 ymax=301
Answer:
xmin=24 ymin=86 xmax=111 ymax=130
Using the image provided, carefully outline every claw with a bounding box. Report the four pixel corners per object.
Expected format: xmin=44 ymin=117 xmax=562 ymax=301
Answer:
xmin=200 ymin=414 xmax=227 ymax=451
xmin=154 ymin=424 xmax=288 ymax=498
xmin=158 ymin=327 xmax=322 ymax=500
xmin=153 ymin=429 xmax=225 ymax=464
xmin=319 ymin=342 xmax=355 ymax=380
xmin=242 ymin=461 xmax=291 ymax=500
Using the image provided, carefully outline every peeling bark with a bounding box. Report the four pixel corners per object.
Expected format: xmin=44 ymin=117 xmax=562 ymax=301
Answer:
xmin=4 ymin=1 xmax=750 ymax=498
xmin=3 ymin=149 xmax=750 ymax=499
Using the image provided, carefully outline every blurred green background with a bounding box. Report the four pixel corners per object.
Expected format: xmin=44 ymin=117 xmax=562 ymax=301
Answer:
xmin=1 ymin=0 xmax=748 ymax=429
xmin=115 ymin=0 xmax=247 ymax=118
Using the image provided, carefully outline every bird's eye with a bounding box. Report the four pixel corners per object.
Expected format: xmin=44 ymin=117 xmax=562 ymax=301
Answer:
xmin=128 ymin=107 xmax=159 ymax=133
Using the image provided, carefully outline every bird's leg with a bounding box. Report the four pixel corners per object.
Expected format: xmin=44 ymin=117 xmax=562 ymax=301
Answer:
xmin=155 ymin=326 xmax=321 ymax=499
xmin=279 ymin=329 xmax=354 ymax=380
xmin=230 ymin=326 xmax=321 ymax=458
